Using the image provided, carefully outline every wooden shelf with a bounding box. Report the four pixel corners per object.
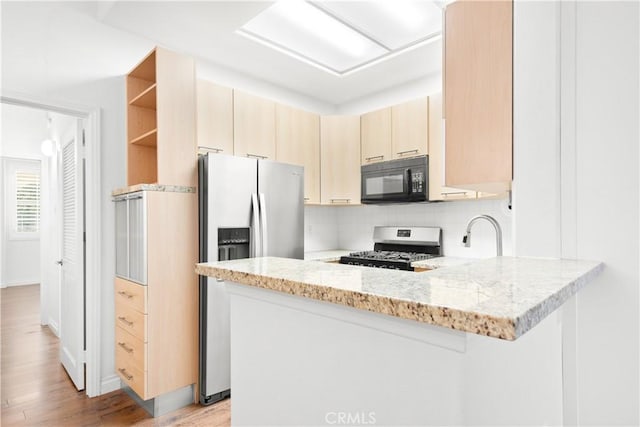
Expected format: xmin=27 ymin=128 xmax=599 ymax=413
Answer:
xmin=130 ymin=84 xmax=157 ymax=110
xmin=129 ymin=50 xmax=156 ymax=82
xmin=130 ymin=129 xmax=158 ymax=147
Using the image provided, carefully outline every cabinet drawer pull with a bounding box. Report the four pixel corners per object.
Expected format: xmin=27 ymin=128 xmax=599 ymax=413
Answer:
xmin=304 ymin=197 xmax=310 ymax=201
xmin=397 ymin=149 xmax=419 ymax=156
xmin=117 ymin=316 xmax=134 ymax=326
xmin=442 ymin=191 xmax=468 ymax=196
xmin=330 ymin=198 xmax=351 ymax=204
xmin=117 ymin=291 xmax=134 ymax=299
xmin=118 ymin=342 xmax=134 ymax=353
xmin=365 ymin=155 xmax=384 ymax=161
xmin=246 ymin=153 xmax=268 ymax=159
xmin=118 ymin=368 xmax=133 ymax=380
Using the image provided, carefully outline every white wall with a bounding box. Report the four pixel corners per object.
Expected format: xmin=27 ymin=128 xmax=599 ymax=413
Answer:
xmin=572 ymin=2 xmax=638 ymax=424
xmin=0 ymin=104 xmax=47 ymax=287
xmin=513 ymin=1 xmax=639 ymax=425
xmin=306 ymin=198 xmax=512 ymax=258
xmin=336 ymin=73 xmax=442 ymax=116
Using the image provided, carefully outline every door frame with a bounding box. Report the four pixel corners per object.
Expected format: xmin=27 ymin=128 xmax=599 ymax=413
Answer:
xmin=1 ymin=92 xmax=102 ymax=398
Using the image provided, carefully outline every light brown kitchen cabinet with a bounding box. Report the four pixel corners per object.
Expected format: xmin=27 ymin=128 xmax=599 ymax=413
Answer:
xmin=392 ymin=97 xmax=429 ymax=160
xmin=233 ymin=90 xmax=276 ymax=159
xmin=444 ymin=0 xmax=513 ymax=193
xmin=114 ymin=190 xmax=198 ymax=401
xmin=126 ymin=47 xmax=197 ymax=187
xmin=360 ymin=108 xmax=391 ymax=164
xmin=275 ymin=104 xmax=320 ymax=204
xmin=196 ymin=80 xmax=233 ymax=155
xmin=428 ymin=93 xmax=477 ymax=201
xmin=321 ymin=116 xmax=361 ymax=205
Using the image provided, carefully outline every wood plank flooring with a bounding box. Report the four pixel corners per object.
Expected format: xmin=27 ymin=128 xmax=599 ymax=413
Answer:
xmin=1 ymin=285 xmax=230 ymax=426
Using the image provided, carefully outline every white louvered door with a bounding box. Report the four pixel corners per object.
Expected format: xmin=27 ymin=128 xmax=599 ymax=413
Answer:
xmin=59 ymin=119 xmax=85 ymax=391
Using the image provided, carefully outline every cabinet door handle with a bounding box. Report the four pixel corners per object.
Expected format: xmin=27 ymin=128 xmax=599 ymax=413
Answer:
xmin=118 ymin=342 xmax=134 ymax=353
xmin=198 ymin=146 xmax=224 ymax=154
xmin=118 ymin=291 xmax=134 ymax=299
xmin=365 ymin=155 xmax=384 ymax=162
xmin=330 ymin=198 xmax=351 ymax=204
xmin=397 ymin=149 xmax=419 ymax=156
xmin=246 ymin=153 xmax=268 ymax=159
xmin=118 ymin=368 xmax=133 ymax=380
xmin=303 ymin=197 xmax=310 ymax=201
xmin=118 ymin=316 xmax=134 ymax=326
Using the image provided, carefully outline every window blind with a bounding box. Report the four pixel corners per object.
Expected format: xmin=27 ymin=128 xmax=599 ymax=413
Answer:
xmin=15 ymin=171 xmax=40 ymax=233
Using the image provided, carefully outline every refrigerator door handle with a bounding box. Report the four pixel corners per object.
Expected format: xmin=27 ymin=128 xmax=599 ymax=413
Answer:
xmin=251 ymin=193 xmax=261 ymax=257
xmin=259 ymin=193 xmax=268 ymax=257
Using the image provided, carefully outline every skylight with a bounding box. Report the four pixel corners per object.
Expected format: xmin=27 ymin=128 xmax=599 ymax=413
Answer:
xmin=237 ymin=1 xmax=442 ymax=77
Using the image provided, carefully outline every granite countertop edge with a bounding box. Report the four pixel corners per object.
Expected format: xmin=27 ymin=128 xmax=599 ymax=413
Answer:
xmin=196 ymin=257 xmax=604 ymax=341
xmin=111 ymin=184 xmax=196 ymax=196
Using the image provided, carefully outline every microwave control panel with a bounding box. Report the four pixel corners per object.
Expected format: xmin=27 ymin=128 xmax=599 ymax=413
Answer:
xmin=411 ymin=171 xmax=425 ymax=194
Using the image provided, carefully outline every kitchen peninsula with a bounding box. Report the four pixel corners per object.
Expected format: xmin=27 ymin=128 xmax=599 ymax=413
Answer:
xmin=196 ymin=256 xmax=602 ymax=425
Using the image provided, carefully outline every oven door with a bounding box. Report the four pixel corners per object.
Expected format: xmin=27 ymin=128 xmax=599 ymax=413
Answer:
xmin=361 ymin=166 xmax=411 ymax=203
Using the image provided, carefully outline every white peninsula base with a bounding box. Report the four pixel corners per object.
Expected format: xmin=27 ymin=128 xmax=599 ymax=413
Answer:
xmin=228 ymin=283 xmax=564 ymax=426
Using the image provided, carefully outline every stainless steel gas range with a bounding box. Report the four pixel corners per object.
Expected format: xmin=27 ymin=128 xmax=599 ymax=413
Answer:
xmin=340 ymin=226 xmax=442 ymax=271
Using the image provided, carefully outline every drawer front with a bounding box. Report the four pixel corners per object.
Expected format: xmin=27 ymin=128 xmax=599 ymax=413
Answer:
xmin=115 ymin=277 xmax=147 ymax=313
xmin=115 ymin=302 xmax=147 ymax=341
xmin=116 ymin=346 xmax=146 ymax=399
xmin=115 ymin=325 xmax=146 ymax=372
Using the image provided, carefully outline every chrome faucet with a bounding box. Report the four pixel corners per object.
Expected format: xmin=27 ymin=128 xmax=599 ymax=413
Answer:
xmin=462 ymin=215 xmax=503 ymax=256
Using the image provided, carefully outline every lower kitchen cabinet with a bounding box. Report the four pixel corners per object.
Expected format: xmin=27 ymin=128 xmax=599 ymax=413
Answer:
xmin=113 ymin=189 xmax=198 ymax=401
xmin=320 ymin=115 xmax=361 ymax=205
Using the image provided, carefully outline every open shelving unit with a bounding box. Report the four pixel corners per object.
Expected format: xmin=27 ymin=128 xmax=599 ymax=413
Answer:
xmin=125 ymin=47 xmax=196 ymax=187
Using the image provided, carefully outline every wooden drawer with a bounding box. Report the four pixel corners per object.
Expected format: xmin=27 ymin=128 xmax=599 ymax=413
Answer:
xmin=115 ymin=325 xmax=146 ymax=372
xmin=116 ymin=345 xmax=146 ymax=399
xmin=115 ymin=277 xmax=147 ymax=314
xmin=115 ymin=301 xmax=147 ymax=342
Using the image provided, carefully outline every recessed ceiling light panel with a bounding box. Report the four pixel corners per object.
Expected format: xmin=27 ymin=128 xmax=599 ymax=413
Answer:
xmin=238 ymin=1 xmax=387 ymax=73
xmin=237 ymin=0 xmax=442 ymax=76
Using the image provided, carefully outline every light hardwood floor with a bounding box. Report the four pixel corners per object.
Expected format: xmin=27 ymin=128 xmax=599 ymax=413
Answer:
xmin=1 ymin=285 xmax=230 ymax=426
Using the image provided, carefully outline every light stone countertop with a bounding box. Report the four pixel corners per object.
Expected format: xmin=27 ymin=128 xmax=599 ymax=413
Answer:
xmin=304 ymin=250 xmax=352 ymax=262
xmin=111 ymin=184 xmax=196 ymax=196
xmin=196 ymin=256 xmax=603 ymax=341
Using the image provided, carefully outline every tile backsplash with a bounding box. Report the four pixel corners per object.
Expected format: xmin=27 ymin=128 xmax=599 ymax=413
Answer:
xmin=305 ymin=198 xmax=513 ymax=258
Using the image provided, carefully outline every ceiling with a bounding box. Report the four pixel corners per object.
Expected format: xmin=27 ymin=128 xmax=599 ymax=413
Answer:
xmin=72 ymin=1 xmax=443 ymax=106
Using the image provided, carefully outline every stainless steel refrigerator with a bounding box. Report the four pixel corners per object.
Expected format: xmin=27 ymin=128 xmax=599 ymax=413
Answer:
xmin=198 ymin=153 xmax=304 ymax=405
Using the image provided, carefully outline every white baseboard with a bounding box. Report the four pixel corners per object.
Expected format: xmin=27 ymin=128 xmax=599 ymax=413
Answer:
xmin=101 ymin=374 xmax=121 ymax=395
xmin=0 ymin=281 xmax=39 ymax=288
xmin=47 ymin=318 xmax=60 ymax=337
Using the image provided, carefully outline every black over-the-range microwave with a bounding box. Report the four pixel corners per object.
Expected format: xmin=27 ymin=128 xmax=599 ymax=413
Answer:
xmin=361 ymin=155 xmax=428 ymax=204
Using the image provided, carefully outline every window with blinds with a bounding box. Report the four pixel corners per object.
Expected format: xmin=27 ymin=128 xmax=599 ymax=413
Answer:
xmin=15 ymin=171 xmax=40 ymax=233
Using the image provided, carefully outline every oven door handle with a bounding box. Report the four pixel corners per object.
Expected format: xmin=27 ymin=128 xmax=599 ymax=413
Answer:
xmin=406 ymin=169 xmax=413 ymax=195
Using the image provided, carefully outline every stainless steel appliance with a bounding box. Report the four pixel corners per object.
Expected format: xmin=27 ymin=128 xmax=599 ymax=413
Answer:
xmin=198 ymin=153 xmax=304 ymax=405
xmin=114 ymin=191 xmax=147 ymax=285
xmin=361 ymin=156 xmax=429 ymax=204
xmin=340 ymin=226 xmax=442 ymax=271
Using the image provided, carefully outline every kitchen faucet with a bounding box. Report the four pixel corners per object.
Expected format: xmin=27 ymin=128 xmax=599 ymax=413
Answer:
xmin=462 ymin=215 xmax=503 ymax=256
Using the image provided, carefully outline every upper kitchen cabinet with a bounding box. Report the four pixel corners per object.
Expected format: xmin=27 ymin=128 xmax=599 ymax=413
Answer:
xmin=233 ymin=90 xmax=276 ymax=160
xmin=126 ymin=47 xmax=197 ymax=187
xmin=444 ymin=0 xmax=513 ymax=193
xmin=196 ymin=80 xmax=233 ymax=155
xmin=275 ymin=104 xmax=320 ymax=204
xmin=392 ymin=97 xmax=429 ymax=160
xmin=321 ymin=116 xmax=361 ymax=205
xmin=428 ymin=93 xmax=477 ymax=201
xmin=360 ymin=108 xmax=391 ymax=164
